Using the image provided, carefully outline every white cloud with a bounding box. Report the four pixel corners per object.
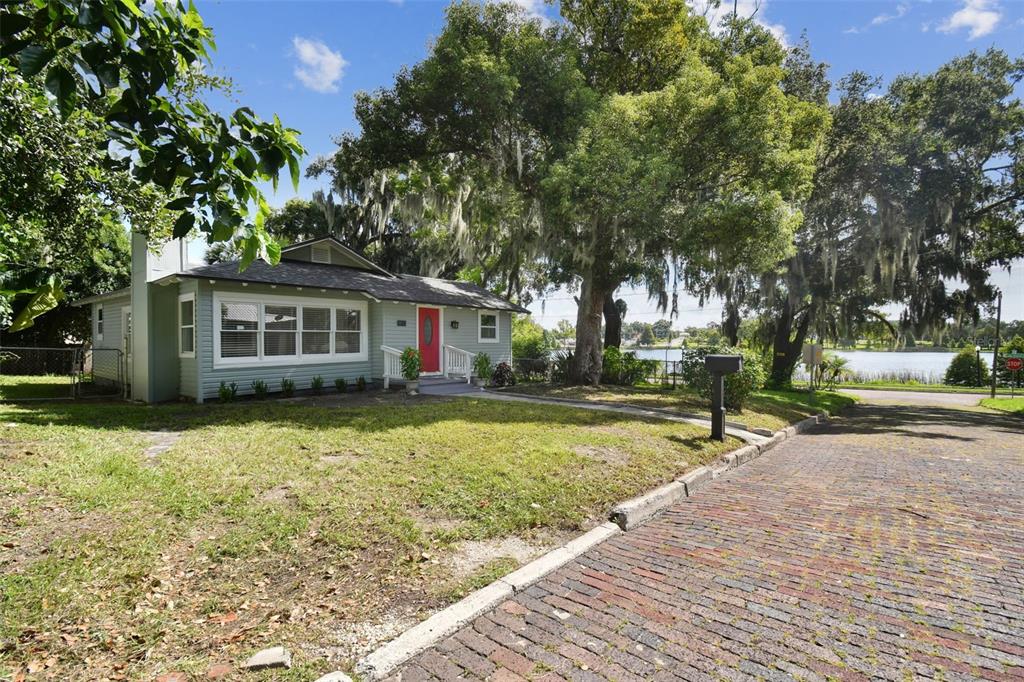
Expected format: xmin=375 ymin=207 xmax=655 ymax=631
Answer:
xmin=292 ymin=37 xmax=347 ymax=94
xmin=871 ymin=2 xmax=910 ymax=26
xmin=845 ymin=2 xmax=910 ymax=35
xmin=501 ymin=0 xmax=549 ymax=24
xmin=936 ymin=0 xmax=1001 ymax=39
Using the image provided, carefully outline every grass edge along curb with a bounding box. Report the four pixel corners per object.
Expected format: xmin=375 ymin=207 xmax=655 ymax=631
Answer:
xmin=351 ymin=412 xmax=826 ymax=681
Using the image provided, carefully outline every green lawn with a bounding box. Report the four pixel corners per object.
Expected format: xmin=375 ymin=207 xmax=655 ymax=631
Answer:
xmin=504 ymin=383 xmax=855 ymax=432
xmin=979 ymin=397 xmax=1024 ymax=414
xmin=0 ymin=393 xmax=734 ymax=680
xmin=0 ymin=373 xmax=76 ymax=401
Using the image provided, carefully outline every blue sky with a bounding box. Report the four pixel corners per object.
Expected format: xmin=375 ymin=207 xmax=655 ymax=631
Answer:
xmin=193 ymin=0 xmax=1024 ymax=327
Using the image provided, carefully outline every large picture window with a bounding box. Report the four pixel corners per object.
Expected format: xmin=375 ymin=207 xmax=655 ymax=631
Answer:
xmin=478 ymin=311 xmax=498 ymax=343
xmin=213 ymin=294 xmax=368 ymax=367
xmin=179 ymin=294 xmax=195 ymax=358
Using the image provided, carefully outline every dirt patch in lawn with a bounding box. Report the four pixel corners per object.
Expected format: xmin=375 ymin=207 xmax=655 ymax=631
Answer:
xmin=573 ymin=444 xmax=632 ymax=466
xmin=445 ymin=536 xmax=545 ymax=578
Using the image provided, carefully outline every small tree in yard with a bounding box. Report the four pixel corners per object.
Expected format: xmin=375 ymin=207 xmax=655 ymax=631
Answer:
xmin=944 ymin=347 xmax=989 ymax=387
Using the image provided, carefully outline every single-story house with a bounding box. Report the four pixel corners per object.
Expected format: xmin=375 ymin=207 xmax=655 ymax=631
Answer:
xmin=74 ymin=234 xmax=527 ymax=402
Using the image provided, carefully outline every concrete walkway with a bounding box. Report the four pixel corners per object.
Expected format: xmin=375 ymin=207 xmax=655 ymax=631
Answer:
xmin=417 ymin=380 xmax=763 ymax=444
xmin=840 ymin=388 xmax=987 ymax=407
xmin=386 ymin=404 xmax=1024 ymax=681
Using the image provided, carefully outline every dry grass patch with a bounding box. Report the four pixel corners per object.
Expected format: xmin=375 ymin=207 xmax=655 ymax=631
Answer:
xmin=0 ymin=394 xmax=734 ymax=679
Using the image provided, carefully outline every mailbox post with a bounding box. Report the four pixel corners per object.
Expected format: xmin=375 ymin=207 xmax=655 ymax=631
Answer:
xmin=705 ymin=354 xmax=743 ymax=441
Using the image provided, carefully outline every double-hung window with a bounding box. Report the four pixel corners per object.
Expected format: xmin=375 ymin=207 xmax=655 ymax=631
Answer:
xmin=96 ymin=305 xmax=104 ymax=341
xmin=213 ymin=294 xmax=367 ymax=366
xmin=220 ymin=301 xmax=259 ymax=359
xmin=264 ymin=305 xmax=298 ymax=357
xmin=478 ymin=311 xmax=498 ymax=343
xmin=302 ymin=307 xmax=331 ymax=355
xmin=335 ymin=308 xmax=362 ymax=354
xmin=179 ymin=294 xmax=195 ymax=358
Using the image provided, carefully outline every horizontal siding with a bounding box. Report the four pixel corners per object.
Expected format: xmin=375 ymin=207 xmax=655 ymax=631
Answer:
xmin=196 ymin=281 xmax=376 ymax=400
xmin=381 ymin=302 xmax=417 ymax=350
xmin=443 ymin=308 xmax=512 ymax=366
xmin=92 ymin=297 xmax=129 ymax=380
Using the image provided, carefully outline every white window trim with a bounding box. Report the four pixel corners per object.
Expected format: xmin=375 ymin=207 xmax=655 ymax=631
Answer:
xmin=478 ymin=309 xmax=499 ymax=344
xmin=178 ymin=293 xmax=196 ymax=359
xmin=212 ymin=291 xmax=368 ymax=368
xmin=96 ymin=304 xmax=104 ymax=342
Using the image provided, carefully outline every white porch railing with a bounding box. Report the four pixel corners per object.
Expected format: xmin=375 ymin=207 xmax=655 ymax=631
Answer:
xmin=444 ymin=345 xmax=475 ymax=384
xmin=381 ymin=345 xmax=402 ymax=389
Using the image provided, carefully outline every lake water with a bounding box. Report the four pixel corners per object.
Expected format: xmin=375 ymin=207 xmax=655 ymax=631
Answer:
xmin=631 ymin=348 xmax=961 ymax=382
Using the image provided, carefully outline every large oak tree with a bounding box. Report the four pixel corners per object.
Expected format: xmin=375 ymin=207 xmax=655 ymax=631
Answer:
xmin=316 ymin=0 xmax=826 ymax=383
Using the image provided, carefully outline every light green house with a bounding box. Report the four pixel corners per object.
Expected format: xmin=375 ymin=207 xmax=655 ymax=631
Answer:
xmin=74 ymin=235 xmax=527 ymax=403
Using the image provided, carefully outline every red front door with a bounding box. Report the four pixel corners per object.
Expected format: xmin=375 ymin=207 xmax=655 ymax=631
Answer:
xmin=418 ymin=307 xmax=441 ymax=373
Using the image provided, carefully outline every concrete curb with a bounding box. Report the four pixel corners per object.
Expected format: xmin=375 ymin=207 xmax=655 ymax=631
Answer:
xmin=354 ymin=412 xmax=828 ymax=680
xmin=355 ymin=522 xmax=621 ymax=680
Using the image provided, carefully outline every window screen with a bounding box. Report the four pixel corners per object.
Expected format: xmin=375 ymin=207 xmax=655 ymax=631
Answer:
xmin=302 ymin=307 xmax=331 ymax=355
xmin=264 ymin=305 xmax=298 ymax=356
xmin=179 ymin=298 xmax=195 ymax=355
xmin=335 ymin=308 xmax=361 ymax=354
xmin=220 ymin=302 xmax=258 ymax=358
xmin=480 ymin=313 xmax=497 ymax=340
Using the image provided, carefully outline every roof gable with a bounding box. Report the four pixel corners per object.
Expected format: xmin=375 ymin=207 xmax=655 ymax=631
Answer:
xmin=280 ymin=237 xmax=393 ymax=277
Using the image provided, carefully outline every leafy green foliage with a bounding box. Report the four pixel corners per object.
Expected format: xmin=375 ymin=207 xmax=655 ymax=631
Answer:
xmin=2 ymin=0 xmax=304 ymax=328
xmin=679 ymin=346 xmax=767 ymax=409
xmin=600 ymin=347 xmax=656 ymax=386
xmin=944 ymin=347 xmax=990 ymax=387
xmin=473 ymin=353 xmax=493 ymax=380
xmin=251 ymin=379 xmax=268 ymax=399
xmin=400 ymin=347 xmax=422 ymax=381
xmin=335 ymin=377 xmax=348 ymax=393
xmin=280 ymin=378 xmax=295 ymax=398
xmin=356 ymin=376 xmax=367 ymax=391
xmin=511 ymin=316 xmax=553 ymax=359
xmin=311 ymin=375 xmax=324 ymax=394
xmin=218 ymin=381 xmax=237 ymax=403
xmin=491 ymin=362 xmax=516 ymax=387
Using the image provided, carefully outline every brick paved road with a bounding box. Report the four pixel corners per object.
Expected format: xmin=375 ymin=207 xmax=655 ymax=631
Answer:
xmin=390 ymin=405 xmax=1024 ymax=681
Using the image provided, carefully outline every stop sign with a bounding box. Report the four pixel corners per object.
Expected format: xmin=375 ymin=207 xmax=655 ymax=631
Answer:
xmin=1007 ymin=357 xmax=1024 ymax=371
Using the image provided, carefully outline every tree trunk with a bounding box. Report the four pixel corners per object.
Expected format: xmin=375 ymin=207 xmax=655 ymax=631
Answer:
xmin=722 ymin=302 xmax=741 ymax=347
xmin=768 ymin=298 xmax=811 ymax=388
xmin=571 ymin=271 xmax=612 ymax=385
xmin=603 ymin=293 xmax=622 ymax=348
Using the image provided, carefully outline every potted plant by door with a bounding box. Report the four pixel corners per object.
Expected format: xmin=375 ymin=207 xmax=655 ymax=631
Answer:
xmin=400 ymin=347 xmax=422 ymax=394
xmin=473 ymin=353 xmax=492 ymax=388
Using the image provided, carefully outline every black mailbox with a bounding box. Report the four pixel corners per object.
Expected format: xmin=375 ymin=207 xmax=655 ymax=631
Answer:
xmin=705 ymin=354 xmax=743 ymax=374
xmin=704 ymin=354 xmax=742 ymax=441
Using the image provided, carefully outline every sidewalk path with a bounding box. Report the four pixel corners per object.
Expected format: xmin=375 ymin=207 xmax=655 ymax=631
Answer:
xmin=387 ymin=404 xmax=1024 ymax=681
xmin=840 ymin=388 xmax=986 ymax=407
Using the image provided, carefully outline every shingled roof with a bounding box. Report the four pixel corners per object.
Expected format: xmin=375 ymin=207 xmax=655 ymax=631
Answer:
xmin=174 ymin=259 xmax=529 ymax=313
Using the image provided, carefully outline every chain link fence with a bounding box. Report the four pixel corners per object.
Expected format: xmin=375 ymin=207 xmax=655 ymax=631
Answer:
xmin=0 ymin=346 xmax=124 ymax=401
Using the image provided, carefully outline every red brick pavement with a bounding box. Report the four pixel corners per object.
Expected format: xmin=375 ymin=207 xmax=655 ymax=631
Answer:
xmin=388 ymin=405 xmax=1024 ymax=681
